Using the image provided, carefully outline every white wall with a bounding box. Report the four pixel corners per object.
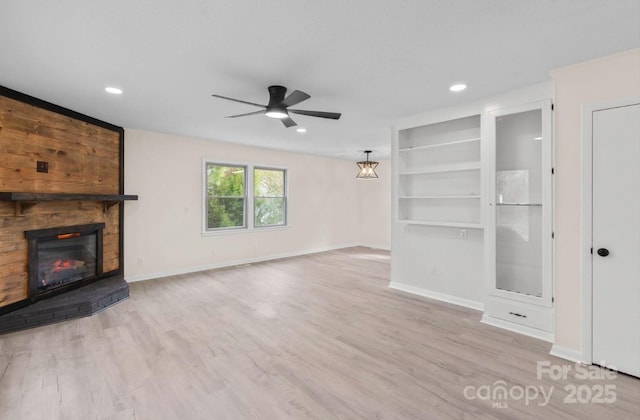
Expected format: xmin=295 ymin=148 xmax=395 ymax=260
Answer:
xmin=358 ymin=161 xmax=391 ymax=250
xmin=123 ymin=129 xmax=390 ymax=281
xmin=391 ymin=224 xmax=485 ymax=308
xmin=550 ymin=49 xmax=640 ymax=355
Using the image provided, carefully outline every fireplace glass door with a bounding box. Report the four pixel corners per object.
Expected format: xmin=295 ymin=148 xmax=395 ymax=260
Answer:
xmin=37 ymin=233 xmax=98 ymax=294
xmin=26 ymin=222 xmax=105 ymax=301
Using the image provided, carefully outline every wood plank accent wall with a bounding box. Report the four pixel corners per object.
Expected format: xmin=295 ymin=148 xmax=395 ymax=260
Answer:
xmin=0 ymin=88 xmax=124 ymax=308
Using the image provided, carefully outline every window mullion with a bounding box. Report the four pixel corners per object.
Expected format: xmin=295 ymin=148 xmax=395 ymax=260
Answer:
xmin=247 ymin=165 xmax=254 ymax=229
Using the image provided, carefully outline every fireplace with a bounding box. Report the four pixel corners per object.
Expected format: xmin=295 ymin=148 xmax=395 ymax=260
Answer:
xmin=0 ymin=221 xmax=126 ymax=334
xmin=25 ymin=223 xmax=104 ymax=302
xmin=0 ymin=86 xmax=135 ymax=332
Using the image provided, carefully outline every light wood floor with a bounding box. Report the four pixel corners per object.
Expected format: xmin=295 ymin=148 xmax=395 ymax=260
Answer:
xmin=1 ymin=247 xmax=638 ymax=419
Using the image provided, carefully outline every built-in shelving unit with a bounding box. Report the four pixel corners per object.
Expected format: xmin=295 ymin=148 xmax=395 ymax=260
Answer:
xmin=395 ymin=114 xmax=483 ymax=227
xmin=391 ymin=83 xmax=555 ymax=342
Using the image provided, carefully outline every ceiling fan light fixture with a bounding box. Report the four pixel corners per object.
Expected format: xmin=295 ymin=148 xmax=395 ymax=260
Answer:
xmin=356 ymin=150 xmax=379 ymax=179
xmin=265 ymin=107 xmax=288 ymax=119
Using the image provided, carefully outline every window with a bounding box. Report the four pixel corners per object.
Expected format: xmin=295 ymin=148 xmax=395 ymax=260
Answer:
xmin=204 ymin=163 xmax=287 ymax=232
xmin=254 ymin=168 xmax=286 ymax=227
xmin=205 ymin=164 xmax=246 ymax=230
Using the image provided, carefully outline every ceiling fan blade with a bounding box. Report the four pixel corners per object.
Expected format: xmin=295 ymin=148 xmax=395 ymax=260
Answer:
xmin=282 ymin=90 xmax=310 ymax=107
xmin=211 ymin=94 xmax=266 ymax=108
xmin=281 ymin=116 xmax=297 ymax=128
xmin=225 ymin=110 xmax=265 ymax=118
xmin=289 ymin=109 xmax=342 ymax=120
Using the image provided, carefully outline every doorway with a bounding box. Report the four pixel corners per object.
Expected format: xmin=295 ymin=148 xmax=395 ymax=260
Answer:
xmin=582 ymin=98 xmax=640 ymax=377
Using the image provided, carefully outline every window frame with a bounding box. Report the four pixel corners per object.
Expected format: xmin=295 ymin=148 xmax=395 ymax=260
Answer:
xmin=202 ymin=160 xmax=288 ymax=234
xmin=253 ymin=166 xmax=287 ymax=228
xmin=203 ymin=162 xmax=248 ymax=232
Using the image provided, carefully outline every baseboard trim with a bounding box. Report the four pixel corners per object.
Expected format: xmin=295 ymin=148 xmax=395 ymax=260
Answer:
xmin=359 ymin=243 xmax=391 ymax=251
xmin=125 ymin=243 xmax=374 ymax=282
xmin=550 ymin=344 xmax=585 ymax=364
xmin=481 ymin=314 xmax=554 ymax=343
xmin=388 ymin=282 xmax=484 ymax=311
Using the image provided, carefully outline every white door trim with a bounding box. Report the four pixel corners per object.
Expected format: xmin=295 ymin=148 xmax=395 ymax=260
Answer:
xmin=580 ymin=97 xmax=640 ymax=365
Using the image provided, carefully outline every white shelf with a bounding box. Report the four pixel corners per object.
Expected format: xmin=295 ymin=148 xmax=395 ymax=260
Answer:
xmin=398 ymin=219 xmax=484 ymax=229
xmin=399 ymin=195 xmax=480 ymax=199
xmin=398 ymin=162 xmax=481 ymax=175
xmin=398 ymin=137 xmax=481 ymax=152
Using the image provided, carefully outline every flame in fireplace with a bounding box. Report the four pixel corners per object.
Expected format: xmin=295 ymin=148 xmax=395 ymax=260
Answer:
xmin=51 ymin=259 xmax=85 ymax=272
xmin=41 ymin=259 xmax=86 ymax=287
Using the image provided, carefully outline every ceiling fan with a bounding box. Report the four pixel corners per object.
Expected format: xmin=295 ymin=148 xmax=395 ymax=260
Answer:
xmin=211 ymin=85 xmax=341 ymax=128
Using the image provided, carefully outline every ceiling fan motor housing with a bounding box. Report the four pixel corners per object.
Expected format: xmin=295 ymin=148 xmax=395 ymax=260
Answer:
xmin=266 ymin=85 xmax=289 ymax=117
xmin=267 ymin=85 xmax=288 ymax=106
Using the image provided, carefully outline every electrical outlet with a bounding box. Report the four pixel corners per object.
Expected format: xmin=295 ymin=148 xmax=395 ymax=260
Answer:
xmin=36 ymin=161 xmax=48 ymax=173
xmin=459 ymin=229 xmax=468 ymax=239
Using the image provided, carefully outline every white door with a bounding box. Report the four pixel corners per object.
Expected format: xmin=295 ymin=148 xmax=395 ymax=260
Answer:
xmin=592 ymin=103 xmax=640 ymax=377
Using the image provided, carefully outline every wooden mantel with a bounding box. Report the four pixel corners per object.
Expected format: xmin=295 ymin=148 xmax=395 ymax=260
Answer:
xmin=0 ymin=192 xmax=138 ymax=216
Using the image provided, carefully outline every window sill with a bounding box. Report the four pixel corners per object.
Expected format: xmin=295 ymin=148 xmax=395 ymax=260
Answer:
xmin=202 ymin=225 xmax=290 ymax=236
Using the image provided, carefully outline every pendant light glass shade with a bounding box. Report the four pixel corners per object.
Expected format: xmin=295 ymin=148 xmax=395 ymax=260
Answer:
xmin=356 ymin=150 xmax=379 ymax=179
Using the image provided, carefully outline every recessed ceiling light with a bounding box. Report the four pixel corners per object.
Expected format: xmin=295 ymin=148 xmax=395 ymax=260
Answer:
xmin=449 ymin=83 xmax=467 ymax=92
xmin=534 ymin=136 xmax=543 ymax=141
xmin=105 ymin=87 xmax=123 ymax=94
xmin=296 ymin=128 xmax=306 ymax=133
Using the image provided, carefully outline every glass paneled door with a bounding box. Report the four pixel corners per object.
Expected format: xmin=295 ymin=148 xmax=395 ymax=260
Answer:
xmin=488 ymin=101 xmax=552 ymax=306
xmin=496 ymin=109 xmax=543 ymax=296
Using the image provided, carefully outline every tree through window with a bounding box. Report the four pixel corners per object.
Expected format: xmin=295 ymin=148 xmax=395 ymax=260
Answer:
xmin=254 ymin=168 xmax=286 ymax=227
xmin=205 ymin=164 xmax=246 ymax=230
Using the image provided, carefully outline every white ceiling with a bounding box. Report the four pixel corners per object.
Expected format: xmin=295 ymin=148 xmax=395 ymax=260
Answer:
xmin=1 ymin=1 xmax=638 ymax=160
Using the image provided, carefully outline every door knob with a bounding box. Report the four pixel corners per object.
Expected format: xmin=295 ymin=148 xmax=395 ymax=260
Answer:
xmin=597 ymin=248 xmax=610 ymax=257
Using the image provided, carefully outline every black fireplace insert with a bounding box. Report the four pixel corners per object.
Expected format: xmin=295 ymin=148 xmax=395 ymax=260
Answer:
xmin=25 ymin=223 xmax=104 ymax=302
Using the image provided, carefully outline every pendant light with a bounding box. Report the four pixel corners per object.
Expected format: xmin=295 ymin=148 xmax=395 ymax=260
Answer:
xmin=356 ymin=150 xmax=379 ymax=179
